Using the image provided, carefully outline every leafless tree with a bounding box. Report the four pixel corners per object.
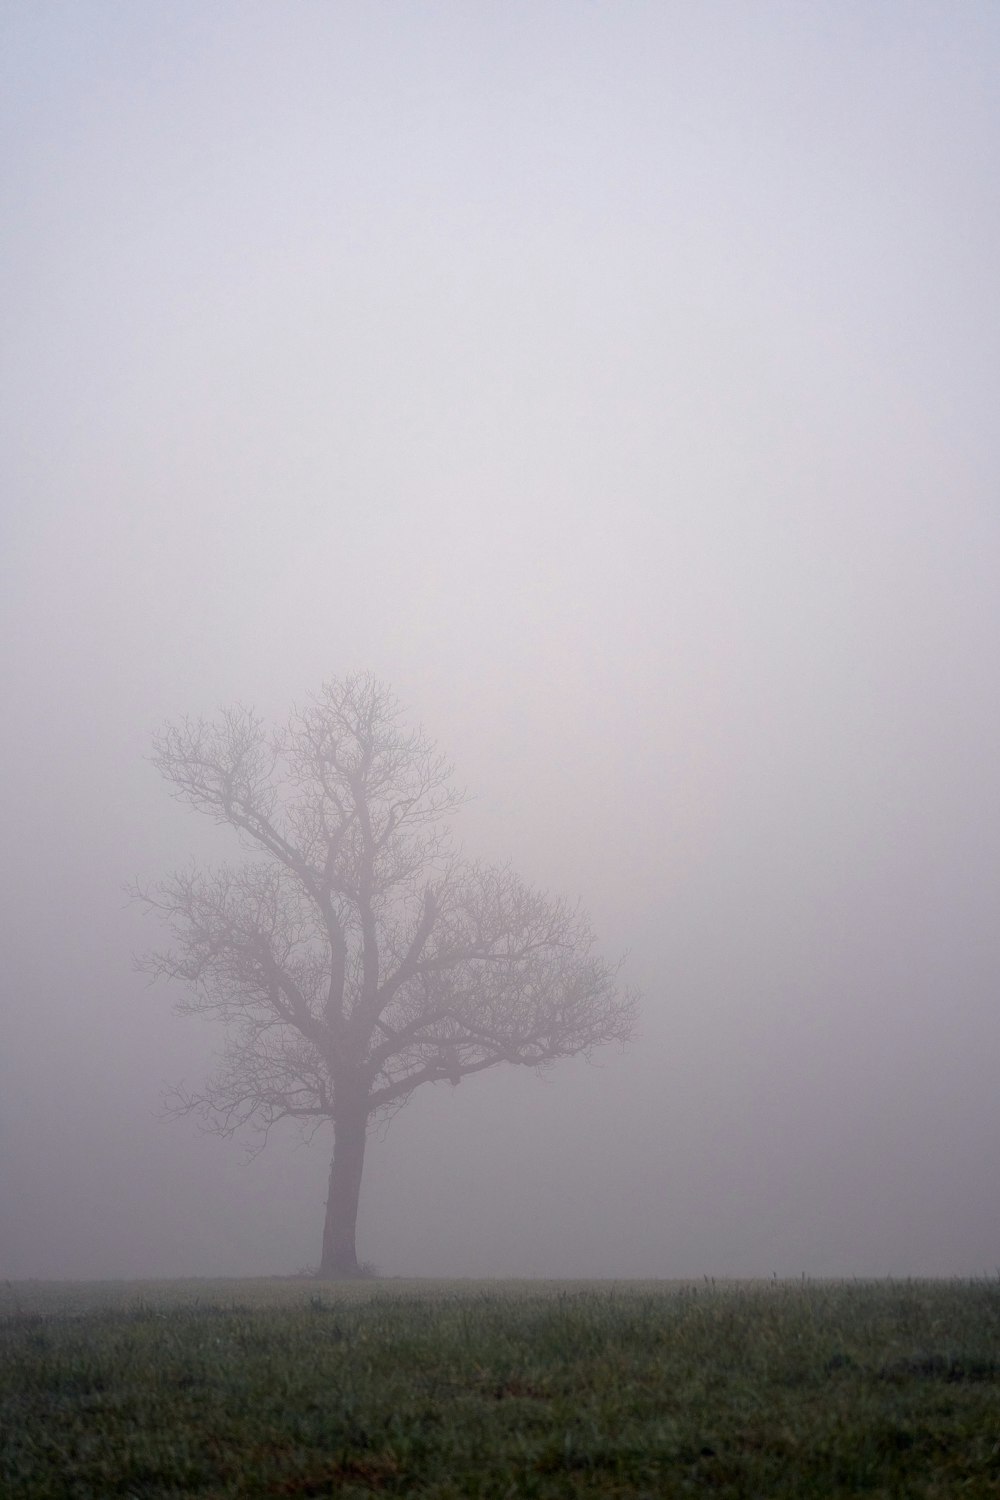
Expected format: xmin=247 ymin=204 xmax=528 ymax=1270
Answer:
xmin=134 ymin=674 xmax=638 ymax=1277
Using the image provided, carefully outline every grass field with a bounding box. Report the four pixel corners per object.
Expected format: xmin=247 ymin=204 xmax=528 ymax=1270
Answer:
xmin=2 ymin=1276 xmax=999 ymax=1496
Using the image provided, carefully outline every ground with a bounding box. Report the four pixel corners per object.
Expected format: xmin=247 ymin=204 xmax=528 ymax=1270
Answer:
xmin=3 ymin=1277 xmax=999 ymax=1496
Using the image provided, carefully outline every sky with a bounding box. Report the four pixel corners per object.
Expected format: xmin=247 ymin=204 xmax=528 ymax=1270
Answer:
xmin=2 ymin=0 xmax=999 ymax=1281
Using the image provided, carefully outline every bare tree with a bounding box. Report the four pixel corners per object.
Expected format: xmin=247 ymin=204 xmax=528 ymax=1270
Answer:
xmin=135 ymin=675 xmax=638 ymax=1277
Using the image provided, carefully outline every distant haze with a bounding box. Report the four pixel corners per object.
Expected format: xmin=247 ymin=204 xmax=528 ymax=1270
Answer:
xmin=2 ymin=2 xmax=998 ymax=1280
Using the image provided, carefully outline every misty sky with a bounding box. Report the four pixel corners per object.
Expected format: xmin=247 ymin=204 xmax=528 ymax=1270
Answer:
xmin=2 ymin=1 xmax=999 ymax=1281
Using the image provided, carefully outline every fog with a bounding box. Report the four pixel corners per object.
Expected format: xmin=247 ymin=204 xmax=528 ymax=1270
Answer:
xmin=2 ymin=2 xmax=999 ymax=1282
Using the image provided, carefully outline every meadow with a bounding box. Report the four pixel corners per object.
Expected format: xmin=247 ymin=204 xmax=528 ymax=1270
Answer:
xmin=2 ymin=1276 xmax=999 ymax=1496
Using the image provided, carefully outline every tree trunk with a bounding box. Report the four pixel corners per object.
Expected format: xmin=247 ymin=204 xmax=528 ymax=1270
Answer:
xmin=318 ymin=1109 xmax=368 ymax=1277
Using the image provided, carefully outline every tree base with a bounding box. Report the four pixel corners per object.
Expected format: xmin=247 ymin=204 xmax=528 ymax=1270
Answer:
xmin=315 ymin=1261 xmax=377 ymax=1281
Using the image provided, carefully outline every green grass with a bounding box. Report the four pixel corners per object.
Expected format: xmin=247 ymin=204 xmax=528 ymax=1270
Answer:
xmin=2 ymin=1278 xmax=999 ymax=1496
